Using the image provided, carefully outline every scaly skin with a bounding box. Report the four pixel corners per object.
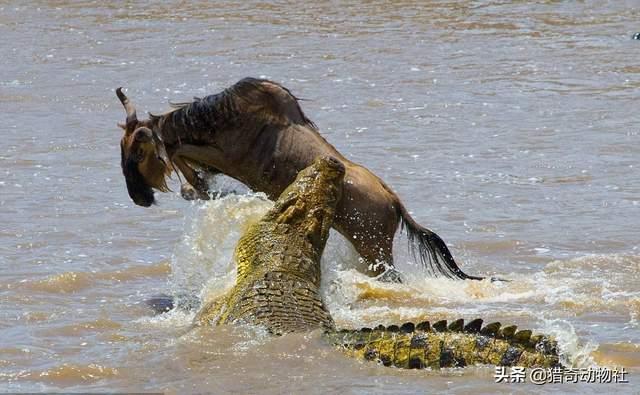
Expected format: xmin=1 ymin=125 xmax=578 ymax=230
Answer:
xmin=328 ymin=320 xmax=561 ymax=368
xmin=195 ymin=156 xmax=562 ymax=368
xmin=195 ymin=156 xmax=343 ymax=334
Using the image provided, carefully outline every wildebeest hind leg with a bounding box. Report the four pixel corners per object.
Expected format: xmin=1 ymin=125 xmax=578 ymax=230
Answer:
xmin=352 ymin=235 xmax=403 ymax=283
xmin=357 ymin=237 xmax=393 ymax=276
xmin=334 ymin=190 xmax=402 ymax=280
xmin=339 ymin=218 xmax=402 ymax=280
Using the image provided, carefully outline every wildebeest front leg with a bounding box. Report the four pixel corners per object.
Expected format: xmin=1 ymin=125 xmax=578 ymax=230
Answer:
xmin=181 ymin=181 xmax=209 ymax=201
xmin=172 ymin=152 xmax=213 ymax=201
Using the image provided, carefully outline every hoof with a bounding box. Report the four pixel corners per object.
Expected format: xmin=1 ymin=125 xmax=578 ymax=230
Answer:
xmin=180 ymin=183 xmax=210 ymax=201
xmin=376 ymin=268 xmax=404 ymax=284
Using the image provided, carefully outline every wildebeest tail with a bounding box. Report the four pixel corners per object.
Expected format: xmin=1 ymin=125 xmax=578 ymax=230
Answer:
xmin=397 ymin=204 xmax=483 ymax=280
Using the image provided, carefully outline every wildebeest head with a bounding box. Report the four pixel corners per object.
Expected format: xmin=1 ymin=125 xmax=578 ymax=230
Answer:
xmin=116 ymin=87 xmax=171 ymax=207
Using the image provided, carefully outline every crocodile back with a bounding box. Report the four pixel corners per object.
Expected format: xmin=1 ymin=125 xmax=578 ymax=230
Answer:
xmin=194 ymin=156 xmax=344 ymax=333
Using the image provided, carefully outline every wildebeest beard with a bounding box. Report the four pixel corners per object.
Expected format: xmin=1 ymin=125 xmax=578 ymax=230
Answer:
xmin=120 ymin=144 xmax=155 ymax=207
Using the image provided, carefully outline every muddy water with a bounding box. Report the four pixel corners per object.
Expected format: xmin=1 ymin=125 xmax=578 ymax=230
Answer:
xmin=1 ymin=1 xmax=639 ymax=393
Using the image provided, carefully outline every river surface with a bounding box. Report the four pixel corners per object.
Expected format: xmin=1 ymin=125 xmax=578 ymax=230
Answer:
xmin=1 ymin=1 xmax=639 ymax=393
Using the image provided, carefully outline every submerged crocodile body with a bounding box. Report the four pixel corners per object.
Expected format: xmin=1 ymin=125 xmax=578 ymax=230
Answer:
xmin=195 ymin=156 xmax=561 ymax=369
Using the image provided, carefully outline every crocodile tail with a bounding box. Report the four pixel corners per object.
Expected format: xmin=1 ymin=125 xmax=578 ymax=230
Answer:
xmin=325 ymin=319 xmax=561 ymax=369
xmin=397 ymin=204 xmax=483 ymax=280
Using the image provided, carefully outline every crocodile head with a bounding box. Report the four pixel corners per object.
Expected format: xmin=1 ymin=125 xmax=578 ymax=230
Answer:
xmin=264 ymin=155 xmax=345 ymax=253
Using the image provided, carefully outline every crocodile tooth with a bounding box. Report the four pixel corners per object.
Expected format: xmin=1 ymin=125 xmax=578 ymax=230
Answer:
xmin=514 ymin=331 xmax=533 ymax=347
xmin=464 ymin=318 xmax=483 ymax=333
xmin=480 ymin=322 xmax=501 ymax=336
xmin=499 ymin=325 xmax=518 ymax=340
xmin=400 ymin=322 xmax=415 ymax=333
xmin=432 ymin=320 xmax=448 ymax=332
xmin=448 ymin=319 xmax=464 ymax=332
xmin=415 ymin=321 xmax=431 ymax=332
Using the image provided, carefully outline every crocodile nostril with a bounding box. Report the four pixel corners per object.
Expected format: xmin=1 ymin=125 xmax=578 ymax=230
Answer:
xmin=321 ymin=156 xmax=345 ymax=172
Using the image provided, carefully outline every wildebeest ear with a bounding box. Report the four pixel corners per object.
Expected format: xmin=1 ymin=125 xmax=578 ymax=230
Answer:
xmin=117 ymin=122 xmax=126 ymax=130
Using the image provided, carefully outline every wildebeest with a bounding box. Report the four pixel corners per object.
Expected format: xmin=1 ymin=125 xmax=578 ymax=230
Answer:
xmin=117 ymin=78 xmax=481 ymax=280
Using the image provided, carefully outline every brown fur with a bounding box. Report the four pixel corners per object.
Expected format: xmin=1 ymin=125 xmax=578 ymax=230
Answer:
xmin=116 ymin=78 xmax=481 ymax=280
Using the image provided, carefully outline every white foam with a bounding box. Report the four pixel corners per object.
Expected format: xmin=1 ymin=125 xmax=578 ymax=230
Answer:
xmin=540 ymin=319 xmax=598 ymax=368
xmin=135 ymin=307 xmax=195 ymax=330
xmin=168 ymin=193 xmax=272 ymax=298
xmin=166 ymin=194 xmax=640 ymax=367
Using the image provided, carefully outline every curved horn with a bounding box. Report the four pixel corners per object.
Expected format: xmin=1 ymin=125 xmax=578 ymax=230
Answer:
xmin=116 ymin=87 xmax=138 ymax=127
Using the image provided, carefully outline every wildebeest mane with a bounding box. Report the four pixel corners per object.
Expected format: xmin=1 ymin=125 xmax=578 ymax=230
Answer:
xmin=149 ymin=78 xmax=316 ymax=142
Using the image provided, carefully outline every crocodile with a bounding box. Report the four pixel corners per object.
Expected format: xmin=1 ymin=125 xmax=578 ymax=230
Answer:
xmin=195 ymin=155 xmax=562 ymax=369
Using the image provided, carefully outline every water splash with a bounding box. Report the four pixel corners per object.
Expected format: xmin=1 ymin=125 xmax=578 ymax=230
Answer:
xmin=168 ymin=193 xmax=272 ymax=306
xmin=540 ymin=319 xmax=597 ymax=368
xmin=162 ymin=194 xmax=639 ymax=369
